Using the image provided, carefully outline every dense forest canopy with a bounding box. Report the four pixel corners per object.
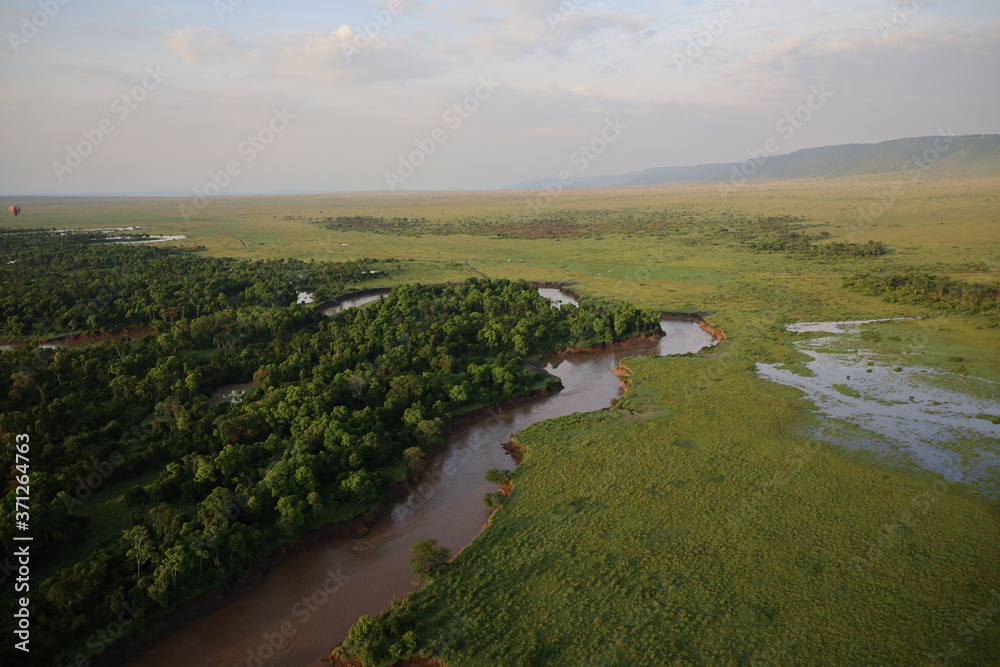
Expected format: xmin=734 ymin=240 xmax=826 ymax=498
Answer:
xmin=0 ymin=228 xmax=377 ymax=338
xmin=0 ymin=230 xmax=660 ymax=664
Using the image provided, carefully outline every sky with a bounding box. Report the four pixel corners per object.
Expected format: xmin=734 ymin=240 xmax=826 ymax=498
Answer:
xmin=1 ymin=0 xmax=998 ymax=195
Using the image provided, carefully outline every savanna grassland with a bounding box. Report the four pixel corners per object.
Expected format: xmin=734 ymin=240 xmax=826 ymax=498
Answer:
xmin=5 ymin=174 xmax=1000 ymax=665
xmin=342 ymin=355 xmax=1000 ymax=666
xmin=9 ymin=175 xmax=999 ymax=314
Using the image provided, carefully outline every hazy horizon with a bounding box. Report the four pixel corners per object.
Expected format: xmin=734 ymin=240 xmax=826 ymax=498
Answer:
xmin=5 ymin=131 xmax=996 ymax=199
xmin=3 ymin=0 xmax=999 ymax=197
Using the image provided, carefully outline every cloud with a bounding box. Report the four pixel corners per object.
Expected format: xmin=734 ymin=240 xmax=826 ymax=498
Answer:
xmin=49 ymin=61 xmax=156 ymax=86
xmin=161 ymin=27 xmax=239 ymax=66
xmin=158 ymin=26 xmax=447 ymax=83
xmin=467 ymin=10 xmax=654 ymax=60
xmin=745 ymin=22 xmax=1000 ymax=93
xmin=4 ymin=1 xmax=999 ymax=195
xmin=82 ymin=24 xmax=164 ymax=40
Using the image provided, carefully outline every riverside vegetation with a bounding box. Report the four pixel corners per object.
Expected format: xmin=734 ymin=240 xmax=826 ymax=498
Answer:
xmin=4 ymin=176 xmax=999 ymax=665
xmin=336 ymin=285 xmax=1000 ymax=664
xmin=0 ymin=230 xmax=660 ymax=664
xmin=340 ymin=352 xmax=999 ymax=666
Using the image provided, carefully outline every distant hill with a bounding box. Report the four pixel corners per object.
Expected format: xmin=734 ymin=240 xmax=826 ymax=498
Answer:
xmin=509 ymin=134 xmax=1000 ymax=190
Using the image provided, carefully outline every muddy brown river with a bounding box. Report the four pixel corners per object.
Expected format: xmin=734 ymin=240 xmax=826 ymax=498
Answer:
xmin=127 ymin=292 xmax=717 ymax=667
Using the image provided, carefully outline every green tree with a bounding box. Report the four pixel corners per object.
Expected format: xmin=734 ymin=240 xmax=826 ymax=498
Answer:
xmin=403 ymin=447 xmax=425 ymax=476
xmin=149 ymin=502 xmax=175 ymax=540
xmin=276 ymin=496 xmax=305 ymax=535
xmin=484 ymin=468 xmax=511 ymax=485
xmin=448 ymin=383 xmax=469 ymax=403
xmin=345 ymin=614 xmax=387 ymax=666
xmin=409 ymin=538 xmax=450 ymax=582
xmin=414 ymin=418 xmax=442 ymax=446
xmin=123 ymin=525 xmax=154 ymax=580
xmin=306 ymin=491 xmax=324 ymax=524
xmin=149 ymin=544 xmax=187 ymax=606
xmin=198 ymin=487 xmax=237 ymax=531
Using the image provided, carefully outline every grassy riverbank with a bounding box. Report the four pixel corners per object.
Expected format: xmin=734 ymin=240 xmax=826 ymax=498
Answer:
xmin=300 ymin=179 xmax=997 ymax=665
xmin=338 ymin=335 xmax=999 ymax=666
xmin=7 ymin=177 xmax=998 ymax=665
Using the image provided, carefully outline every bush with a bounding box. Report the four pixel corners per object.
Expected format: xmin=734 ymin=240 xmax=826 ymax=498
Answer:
xmin=484 ymin=468 xmax=511 ymax=485
xmin=345 ymin=614 xmax=387 ymax=666
xmin=409 ymin=538 xmax=450 ymax=582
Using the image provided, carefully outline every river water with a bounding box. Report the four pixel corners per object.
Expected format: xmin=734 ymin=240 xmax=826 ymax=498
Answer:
xmin=319 ymin=292 xmax=388 ymax=316
xmin=207 ymin=382 xmax=257 ymax=408
xmin=128 ymin=291 xmax=717 ymax=667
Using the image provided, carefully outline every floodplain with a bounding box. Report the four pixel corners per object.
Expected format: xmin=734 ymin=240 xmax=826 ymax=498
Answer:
xmin=4 ymin=174 xmax=999 ymax=666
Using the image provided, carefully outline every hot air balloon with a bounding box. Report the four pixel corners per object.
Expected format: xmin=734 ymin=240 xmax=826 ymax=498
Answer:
xmin=8 ymin=205 xmax=19 ymax=217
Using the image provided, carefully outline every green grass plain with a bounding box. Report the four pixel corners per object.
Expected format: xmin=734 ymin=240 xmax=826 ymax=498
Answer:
xmin=7 ymin=175 xmax=1000 ymax=665
xmin=9 ymin=177 xmax=999 ymax=317
xmin=374 ymin=354 xmax=999 ymax=665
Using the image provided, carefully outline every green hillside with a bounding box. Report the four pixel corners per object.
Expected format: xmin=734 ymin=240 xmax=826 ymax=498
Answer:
xmin=512 ymin=134 xmax=1000 ymax=189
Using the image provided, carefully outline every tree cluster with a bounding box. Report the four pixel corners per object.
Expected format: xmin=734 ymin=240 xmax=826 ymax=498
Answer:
xmin=712 ymin=216 xmax=888 ymax=260
xmin=0 ymin=229 xmax=376 ymax=338
xmin=844 ymin=271 xmax=1000 ymax=325
xmin=0 ymin=237 xmax=660 ymax=664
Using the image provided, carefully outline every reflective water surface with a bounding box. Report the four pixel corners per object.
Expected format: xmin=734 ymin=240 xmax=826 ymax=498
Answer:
xmin=758 ymin=322 xmax=999 ymax=495
xmin=129 ymin=291 xmax=718 ymax=667
xmin=319 ymin=293 xmax=387 ymax=316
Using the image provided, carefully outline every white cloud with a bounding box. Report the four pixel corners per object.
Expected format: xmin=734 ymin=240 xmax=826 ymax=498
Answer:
xmin=2 ymin=2 xmax=998 ymax=194
xmin=161 ymin=27 xmax=238 ymax=66
xmin=159 ymin=25 xmax=450 ymax=83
